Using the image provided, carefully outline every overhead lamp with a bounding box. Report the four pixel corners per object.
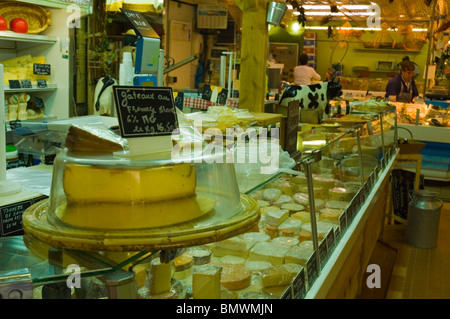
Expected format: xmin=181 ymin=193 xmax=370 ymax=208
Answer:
xmin=287 ymin=20 xmax=305 ymax=36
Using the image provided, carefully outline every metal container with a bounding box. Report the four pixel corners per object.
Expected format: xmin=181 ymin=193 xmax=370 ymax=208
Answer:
xmin=406 ymin=190 xmax=443 ymax=248
xmin=266 ymin=1 xmax=287 ymax=26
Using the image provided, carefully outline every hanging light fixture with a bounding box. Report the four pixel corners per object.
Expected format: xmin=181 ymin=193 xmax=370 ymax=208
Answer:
xmin=287 ymin=20 xmax=305 ymax=36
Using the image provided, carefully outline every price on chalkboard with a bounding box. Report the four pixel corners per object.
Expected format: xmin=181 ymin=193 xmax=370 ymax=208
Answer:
xmin=9 ymin=80 xmax=21 ymax=89
xmin=113 ymin=86 xmax=179 ymax=138
xmin=120 ymin=8 xmax=159 ymax=39
xmin=306 ymin=252 xmax=319 ymax=287
xmin=292 ymin=268 xmax=307 ymax=299
xmin=0 ymin=195 xmax=47 ymax=237
xmin=21 ymin=80 xmax=32 ymax=88
xmin=319 ymin=239 xmax=328 ymax=270
xmin=37 ymin=79 xmax=47 ymax=88
xmin=33 ymin=63 xmax=51 ymax=75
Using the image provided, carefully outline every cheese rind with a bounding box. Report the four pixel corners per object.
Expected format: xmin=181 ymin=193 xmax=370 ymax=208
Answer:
xmin=218 ymin=264 xmax=251 ymax=291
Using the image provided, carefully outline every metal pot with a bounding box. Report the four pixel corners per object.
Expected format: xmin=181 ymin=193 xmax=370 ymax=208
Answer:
xmin=406 ymin=190 xmax=443 ymax=248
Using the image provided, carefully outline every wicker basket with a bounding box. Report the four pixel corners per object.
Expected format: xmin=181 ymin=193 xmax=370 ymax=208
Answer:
xmin=0 ymin=1 xmax=51 ymax=34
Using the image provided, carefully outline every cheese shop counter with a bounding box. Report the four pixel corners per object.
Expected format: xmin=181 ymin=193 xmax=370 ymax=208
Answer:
xmin=0 ymin=108 xmax=397 ymax=299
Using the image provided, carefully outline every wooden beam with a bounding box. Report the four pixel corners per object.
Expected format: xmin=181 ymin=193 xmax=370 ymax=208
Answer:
xmin=234 ymin=0 xmax=269 ymax=113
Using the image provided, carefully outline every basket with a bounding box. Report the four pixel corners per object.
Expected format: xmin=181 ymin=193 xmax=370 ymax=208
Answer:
xmin=0 ymin=1 xmax=51 ymax=34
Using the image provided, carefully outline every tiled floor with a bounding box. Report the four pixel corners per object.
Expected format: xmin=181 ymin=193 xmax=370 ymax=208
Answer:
xmin=382 ymin=181 xmax=450 ymax=299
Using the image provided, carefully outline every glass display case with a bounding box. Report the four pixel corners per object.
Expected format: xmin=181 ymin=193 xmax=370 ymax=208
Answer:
xmin=0 ymin=109 xmax=398 ymax=299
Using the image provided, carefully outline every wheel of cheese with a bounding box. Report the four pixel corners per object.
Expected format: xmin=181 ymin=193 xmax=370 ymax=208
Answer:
xmin=325 ymin=200 xmax=349 ymax=210
xmin=219 ymin=264 xmax=251 ymax=291
xmin=328 ymin=187 xmax=355 ymax=202
xmin=261 ymin=188 xmax=282 ymax=203
xmin=280 ymin=203 xmax=305 ymax=214
xmin=313 ymin=175 xmax=336 ymax=190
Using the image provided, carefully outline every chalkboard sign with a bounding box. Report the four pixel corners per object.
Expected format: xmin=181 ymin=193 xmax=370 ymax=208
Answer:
xmin=285 ymin=99 xmax=299 ymax=153
xmin=33 ymin=63 xmax=51 ymax=75
xmin=9 ymin=80 xmax=20 ymax=89
xmin=292 ymin=268 xmax=307 ymax=299
xmin=306 ymin=252 xmax=319 ymax=287
xmin=0 ymin=195 xmax=48 ymax=237
xmin=392 ymin=169 xmax=424 ymax=219
xmin=319 ymin=239 xmax=328 ymax=270
xmin=21 ymin=80 xmax=32 ymax=88
xmin=121 ymin=8 xmax=159 ymax=39
xmin=37 ymin=79 xmax=47 ymax=88
xmin=201 ymin=84 xmax=228 ymax=105
xmin=113 ymin=86 xmax=179 ymax=138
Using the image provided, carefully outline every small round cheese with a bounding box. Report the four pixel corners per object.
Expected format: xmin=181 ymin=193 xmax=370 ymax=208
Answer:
xmin=219 ymin=264 xmax=251 ymax=291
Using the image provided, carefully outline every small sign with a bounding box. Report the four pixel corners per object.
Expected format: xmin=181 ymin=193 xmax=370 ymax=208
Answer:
xmin=319 ymin=239 xmax=328 ymax=270
xmin=121 ymin=8 xmax=159 ymax=39
xmin=33 ymin=63 xmax=51 ymax=75
xmin=306 ymin=252 xmax=319 ymax=287
xmin=285 ymin=99 xmax=299 ymax=154
xmin=9 ymin=80 xmax=21 ymax=89
xmin=280 ymin=286 xmax=292 ymax=299
xmin=21 ymin=80 xmax=32 ymax=89
xmin=113 ymin=86 xmax=179 ymax=138
xmin=37 ymin=79 xmax=47 ymax=88
xmin=339 ymin=210 xmax=347 ymax=235
xmin=0 ymin=195 xmax=48 ymax=237
xmin=326 ymin=228 xmax=335 ymax=252
xmin=292 ymin=268 xmax=307 ymax=299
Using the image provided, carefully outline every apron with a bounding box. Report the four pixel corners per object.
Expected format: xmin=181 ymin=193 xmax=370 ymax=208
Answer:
xmin=397 ymin=81 xmax=413 ymax=103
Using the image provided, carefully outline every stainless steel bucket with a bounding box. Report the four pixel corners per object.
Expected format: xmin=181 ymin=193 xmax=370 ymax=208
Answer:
xmin=406 ymin=190 xmax=443 ymax=248
xmin=266 ymin=2 xmax=287 ymax=26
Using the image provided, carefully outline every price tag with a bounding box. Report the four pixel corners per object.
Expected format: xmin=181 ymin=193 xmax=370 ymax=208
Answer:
xmin=120 ymin=8 xmax=159 ymax=39
xmin=306 ymin=252 xmax=319 ymax=287
xmin=37 ymin=79 xmax=48 ymax=88
xmin=292 ymin=268 xmax=307 ymax=299
xmin=20 ymin=80 xmax=32 ymax=88
xmin=334 ymin=226 xmax=341 ymax=242
xmin=33 ymin=63 xmax=51 ymax=75
xmin=339 ymin=209 xmax=347 ymax=234
xmin=319 ymin=239 xmax=329 ymax=270
xmin=280 ymin=286 xmax=292 ymax=299
xmin=9 ymin=80 xmax=21 ymax=89
xmin=326 ymin=228 xmax=336 ymax=252
xmin=0 ymin=195 xmax=48 ymax=237
xmin=113 ymin=86 xmax=179 ymax=138
xmin=285 ymin=99 xmax=299 ymax=154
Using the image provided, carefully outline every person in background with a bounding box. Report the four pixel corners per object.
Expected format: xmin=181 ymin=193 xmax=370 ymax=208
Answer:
xmin=294 ymin=53 xmax=321 ymax=85
xmin=385 ymin=60 xmax=419 ymax=103
xmin=397 ymin=56 xmax=419 ymax=79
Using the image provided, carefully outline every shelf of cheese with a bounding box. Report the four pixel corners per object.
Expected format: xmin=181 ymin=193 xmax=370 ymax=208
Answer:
xmin=0 ymin=31 xmax=57 ymax=50
xmin=129 ymin=167 xmax=361 ymax=299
